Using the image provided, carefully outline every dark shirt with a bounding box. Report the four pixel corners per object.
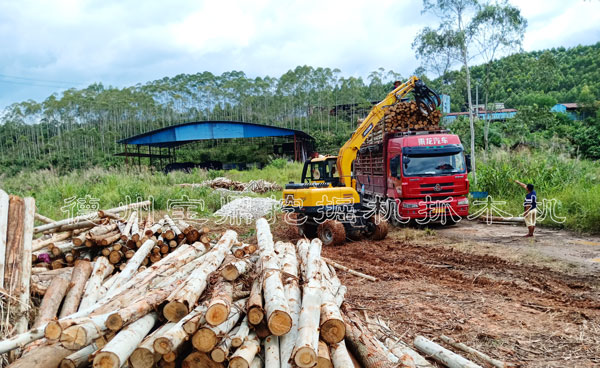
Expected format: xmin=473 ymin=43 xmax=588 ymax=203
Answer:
xmin=524 ymin=190 xmax=537 ymax=209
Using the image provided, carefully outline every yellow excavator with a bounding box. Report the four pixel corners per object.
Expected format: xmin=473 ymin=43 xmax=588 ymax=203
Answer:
xmin=282 ymin=76 xmax=440 ymax=245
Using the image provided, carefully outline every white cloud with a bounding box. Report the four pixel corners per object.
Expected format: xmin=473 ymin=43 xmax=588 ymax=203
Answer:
xmin=0 ymin=0 xmax=598 ymax=108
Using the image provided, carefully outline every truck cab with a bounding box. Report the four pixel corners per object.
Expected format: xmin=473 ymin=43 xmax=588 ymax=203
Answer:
xmin=355 ymin=130 xmax=470 ymax=222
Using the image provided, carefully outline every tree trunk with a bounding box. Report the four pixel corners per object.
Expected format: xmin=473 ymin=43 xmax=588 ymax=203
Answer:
xmin=229 ymin=332 xmax=260 ymax=368
xmin=205 ymin=279 xmax=233 ymax=326
xmin=264 ymin=335 xmax=280 ymax=368
xmin=331 ymin=340 xmax=354 ymax=368
xmin=256 ymin=218 xmax=291 ymax=336
xmin=129 ymin=322 xmax=175 ymax=368
xmin=461 ymin=33 xmax=476 ymax=184
xmin=192 ymin=299 xmax=246 ymax=352
xmin=277 ymin=241 xmax=301 ymax=368
xmin=59 ymin=343 xmax=98 ymax=368
xmin=6 ymin=344 xmax=74 ymax=368
xmin=247 ymin=277 xmax=264 ymax=325
xmin=33 ymin=275 xmax=70 ymax=329
xmin=413 ymin=336 xmax=482 ymax=368
xmin=221 ymin=256 xmax=254 ymax=281
xmin=59 ymin=260 xmax=93 ymax=318
xmin=4 ymin=196 xmax=24 ymax=293
xmin=15 ymin=197 xmax=35 ymax=335
xmin=93 ymin=312 xmax=158 ymax=368
xmin=164 ymin=230 xmax=237 ymax=322
xmin=79 ymin=256 xmax=114 ymax=311
xmin=0 ymin=190 xmax=9 ymax=288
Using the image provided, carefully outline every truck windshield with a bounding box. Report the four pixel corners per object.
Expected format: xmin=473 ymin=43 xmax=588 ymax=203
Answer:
xmin=402 ymin=152 xmax=466 ymax=177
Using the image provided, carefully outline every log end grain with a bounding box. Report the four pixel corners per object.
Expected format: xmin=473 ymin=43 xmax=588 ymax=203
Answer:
xmin=60 ymin=325 xmax=88 ymax=350
xmin=163 ymin=301 xmax=189 ymax=322
xmin=59 ymin=359 xmax=77 ymax=368
xmin=44 ymin=321 xmax=63 ymax=340
xmin=294 ymin=347 xmax=317 ymax=368
xmin=153 ymin=337 xmax=174 ymax=355
xmin=162 ymin=351 xmax=178 ymax=363
xmin=267 ymin=310 xmax=292 ymax=336
xmin=231 ymin=337 xmax=243 ymax=348
xmin=205 ymin=304 xmax=229 ymax=326
xmin=192 ymin=328 xmax=218 ymax=353
xmin=130 ymin=347 xmax=156 ymax=368
xmin=247 ymin=307 xmax=264 ymax=326
xmin=229 ymin=357 xmax=250 ymax=368
xmin=210 ymin=348 xmax=227 ymax=363
xmin=221 ymin=265 xmax=239 ymax=281
xmin=182 ymin=352 xmax=223 ymax=368
xmin=106 ymin=313 xmax=124 ymax=331
xmin=93 ymin=351 xmax=121 ymax=368
xmin=321 ymin=319 xmax=346 ymax=344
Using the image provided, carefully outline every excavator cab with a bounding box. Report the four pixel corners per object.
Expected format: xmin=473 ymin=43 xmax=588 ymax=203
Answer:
xmin=301 ymin=156 xmax=340 ymax=186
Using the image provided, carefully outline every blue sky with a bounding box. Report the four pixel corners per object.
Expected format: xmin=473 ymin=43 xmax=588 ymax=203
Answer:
xmin=0 ymin=0 xmax=599 ymax=109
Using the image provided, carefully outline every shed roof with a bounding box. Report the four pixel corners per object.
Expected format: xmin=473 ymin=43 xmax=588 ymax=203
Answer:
xmin=118 ymin=120 xmax=313 ymax=148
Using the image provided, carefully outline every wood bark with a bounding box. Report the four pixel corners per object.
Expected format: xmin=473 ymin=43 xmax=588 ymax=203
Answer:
xmin=59 ymin=260 xmax=93 ymax=318
xmin=256 ymin=218 xmax=291 ymax=336
xmin=229 ymin=331 xmax=260 ymax=368
xmin=0 ymin=189 xmax=9 ymax=287
xmin=34 ymin=200 xmax=150 ymax=234
xmin=205 ymin=279 xmax=233 ymax=326
xmin=59 ymin=343 xmax=98 ymax=368
xmin=4 ymin=195 xmax=24 ymax=293
xmin=264 ymin=335 xmax=280 ymax=368
xmin=6 ymin=344 xmax=73 ymax=368
xmin=14 ymin=197 xmax=35 ymax=334
xmin=33 ymin=274 xmax=70 ymax=329
xmin=317 ymin=340 xmax=333 ymax=368
xmin=331 ymin=340 xmax=355 ymax=368
xmin=79 ymin=256 xmax=114 ymax=311
xmin=93 ymin=312 xmax=158 ymax=368
xmin=164 ymin=230 xmax=237 ymax=322
xmin=413 ymin=336 xmax=482 ymax=368
xmin=247 ymin=277 xmax=264 ymax=325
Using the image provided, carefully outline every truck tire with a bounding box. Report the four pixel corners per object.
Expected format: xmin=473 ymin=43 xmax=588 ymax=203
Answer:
xmin=367 ymin=215 xmax=388 ymax=240
xmin=317 ymin=220 xmax=346 ymax=246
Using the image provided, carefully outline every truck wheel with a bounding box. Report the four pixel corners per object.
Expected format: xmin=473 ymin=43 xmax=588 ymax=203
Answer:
xmin=317 ymin=220 xmax=346 ymax=246
xmin=367 ymin=215 xmax=388 ymax=240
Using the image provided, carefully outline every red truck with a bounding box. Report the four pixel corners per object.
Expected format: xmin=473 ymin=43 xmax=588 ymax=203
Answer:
xmin=354 ymin=130 xmax=470 ymax=224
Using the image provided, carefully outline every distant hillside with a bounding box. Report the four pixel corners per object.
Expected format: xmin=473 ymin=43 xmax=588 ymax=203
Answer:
xmin=0 ymin=42 xmax=599 ymax=174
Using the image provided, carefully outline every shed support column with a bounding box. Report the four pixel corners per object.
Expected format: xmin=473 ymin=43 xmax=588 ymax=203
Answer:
xmin=294 ymin=134 xmax=298 ymax=161
xmin=125 ymin=144 xmax=129 ymax=166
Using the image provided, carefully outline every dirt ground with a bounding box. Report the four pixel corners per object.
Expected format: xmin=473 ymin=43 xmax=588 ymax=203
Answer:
xmin=298 ymin=220 xmax=600 ymax=368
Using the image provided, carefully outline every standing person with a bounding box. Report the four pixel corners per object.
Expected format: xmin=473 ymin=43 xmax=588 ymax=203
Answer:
xmin=514 ymin=180 xmax=536 ymax=237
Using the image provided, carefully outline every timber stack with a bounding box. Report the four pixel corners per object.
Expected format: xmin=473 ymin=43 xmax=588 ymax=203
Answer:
xmin=0 ymin=198 xmax=432 ymax=367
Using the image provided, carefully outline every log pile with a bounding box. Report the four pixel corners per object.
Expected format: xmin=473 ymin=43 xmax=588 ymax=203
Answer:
xmin=180 ymin=177 xmax=282 ymax=194
xmin=1 ymin=214 xmax=435 ymax=368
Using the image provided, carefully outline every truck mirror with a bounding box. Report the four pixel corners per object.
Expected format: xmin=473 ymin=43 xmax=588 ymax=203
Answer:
xmin=465 ymin=154 xmax=472 ymax=173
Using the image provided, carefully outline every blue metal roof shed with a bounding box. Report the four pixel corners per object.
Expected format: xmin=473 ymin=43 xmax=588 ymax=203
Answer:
xmin=116 ymin=120 xmax=314 ymax=166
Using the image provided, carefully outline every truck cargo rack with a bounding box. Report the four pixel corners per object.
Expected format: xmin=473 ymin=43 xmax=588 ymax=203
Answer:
xmin=388 ymin=129 xmax=450 ymax=138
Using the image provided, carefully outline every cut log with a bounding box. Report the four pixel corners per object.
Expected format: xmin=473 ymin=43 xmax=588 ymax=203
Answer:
xmin=59 ymin=343 xmax=98 ymax=368
xmin=192 ymin=298 xmax=246 ymax=352
xmin=60 ymin=312 xmax=113 ymax=350
xmin=59 ymin=260 xmax=93 ymax=318
xmin=317 ymin=340 xmax=333 ymax=368
xmin=205 ymin=279 xmax=233 ymax=326
xmin=182 ymin=351 xmax=223 ymax=368
xmin=211 ymin=332 xmax=233 ymax=363
xmin=229 ymin=331 xmax=260 ymax=368
xmin=439 ymin=335 xmax=505 ymax=368
xmin=256 ymin=218 xmax=291 ymax=336
xmin=154 ymin=305 xmax=206 ymax=355
xmin=79 ymin=257 xmax=114 ymax=311
xmin=6 ymin=344 xmax=73 ymax=368
xmin=14 ymin=197 xmax=35 ymax=334
xmin=0 ymin=189 xmax=9 ymax=287
xmin=414 ymin=336 xmax=482 ymax=368
xmin=33 ymin=274 xmax=70 ymax=329
xmin=277 ymin=241 xmax=301 ymax=368
xmin=120 ymin=211 xmax=138 ymax=241
xmin=319 ymin=266 xmax=345 ymax=344
xmin=164 ymin=230 xmax=237 ymax=322
xmin=330 ymin=340 xmax=355 ymax=368
xmin=221 ymin=256 xmax=254 ymax=281
xmin=104 ymin=238 xmax=156 ymax=299
xmin=32 ymin=231 xmax=72 ymax=252
xmin=93 ymin=312 xmax=158 ymax=368
xmin=0 ymin=327 xmax=45 ymax=354
xmin=4 ymin=196 xmax=24 ymax=293
xmin=34 ymin=212 xmax=56 ymax=224
xmin=129 ymin=322 xmax=175 ymax=368
xmin=247 ymin=277 xmax=264 ymax=325
xmin=105 ymin=288 xmax=171 ymax=331
xmin=34 ymin=200 xmax=150 ymax=234
xmin=264 ymin=335 xmax=280 ymax=368
xmin=231 ymin=316 xmax=250 ymax=348
xmin=292 ymin=238 xmax=323 ymax=368
xmin=250 ymin=356 xmax=263 ymax=368
xmin=322 ymin=257 xmax=377 ymax=281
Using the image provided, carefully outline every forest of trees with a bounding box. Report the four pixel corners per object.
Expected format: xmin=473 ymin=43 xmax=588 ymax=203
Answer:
xmin=0 ymin=42 xmax=599 ymax=175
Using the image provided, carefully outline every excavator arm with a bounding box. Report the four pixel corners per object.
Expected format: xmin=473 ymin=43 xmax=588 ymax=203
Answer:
xmin=336 ymin=76 xmax=440 ymax=187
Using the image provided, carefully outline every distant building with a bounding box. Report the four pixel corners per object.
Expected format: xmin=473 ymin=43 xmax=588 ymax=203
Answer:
xmin=550 ymin=103 xmax=582 ymax=120
xmin=444 ymin=108 xmax=517 ymax=123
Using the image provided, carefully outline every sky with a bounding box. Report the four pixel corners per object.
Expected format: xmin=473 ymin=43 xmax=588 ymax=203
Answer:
xmin=0 ymin=0 xmax=599 ymax=109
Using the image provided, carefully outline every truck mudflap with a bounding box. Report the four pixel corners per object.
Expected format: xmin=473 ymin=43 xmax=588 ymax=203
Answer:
xmin=395 ymin=196 xmax=469 ymax=223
